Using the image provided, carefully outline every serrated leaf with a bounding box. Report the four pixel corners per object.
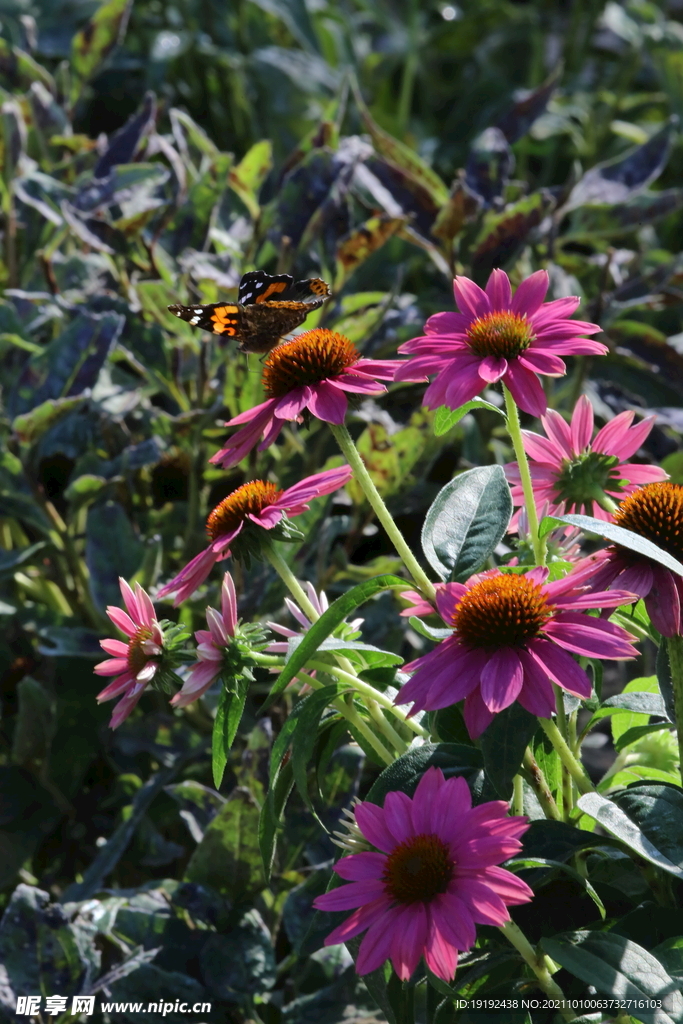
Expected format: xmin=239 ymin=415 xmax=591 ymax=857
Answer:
xmin=212 ymin=677 xmax=249 ymax=789
xmin=265 ymin=575 xmax=407 ymax=705
xmin=540 ymin=513 xmax=683 ymax=576
xmin=421 ymin=466 xmax=512 ymax=582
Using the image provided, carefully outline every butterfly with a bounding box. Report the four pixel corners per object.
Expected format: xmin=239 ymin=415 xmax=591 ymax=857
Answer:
xmin=167 ymin=271 xmax=331 ymax=354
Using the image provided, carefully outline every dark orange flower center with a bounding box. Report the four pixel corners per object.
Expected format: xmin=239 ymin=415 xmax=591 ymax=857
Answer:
xmin=127 ymin=626 xmax=155 ymax=675
xmin=262 ymin=329 xmax=360 ymax=398
xmin=206 ymin=480 xmax=282 ymax=541
xmin=383 ymin=833 xmax=453 ymax=904
xmin=454 ymin=574 xmax=553 ymax=647
xmin=466 ymin=311 xmax=535 ymax=360
xmin=614 ymin=482 xmax=683 ymax=561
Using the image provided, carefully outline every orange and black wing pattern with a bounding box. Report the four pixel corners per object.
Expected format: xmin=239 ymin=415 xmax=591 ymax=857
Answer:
xmin=167 ymin=302 xmax=243 ymax=338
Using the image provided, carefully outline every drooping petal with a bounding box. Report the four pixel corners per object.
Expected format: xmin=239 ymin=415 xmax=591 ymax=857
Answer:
xmin=390 ymin=904 xmax=428 ymax=981
xmin=274 ymin=386 xmax=311 ymax=421
xmin=383 ymin=790 xmax=416 ymax=844
xmin=478 ymin=355 xmax=508 ymax=382
xmin=306 ymin=380 xmax=349 ymax=423
xmin=545 ymin=614 xmax=636 ymax=659
xmin=313 ymin=878 xmax=387 ymax=910
xmin=479 ymin=648 xmax=524 ymax=712
xmin=646 ymin=566 xmax=681 ymax=637
xmin=322 ymin=898 xmax=389 ymax=947
xmin=355 ymin=912 xmax=397 ymax=975
xmin=424 ymin=920 xmax=459 ymax=981
xmin=503 ymin=361 xmax=547 ymax=417
xmin=527 ymin=638 xmax=592 ymax=697
xmin=518 ymin=350 xmax=566 ymax=377
xmin=463 ymin=687 xmax=496 ymax=738
xmin=431 ymin=894 xmax=476 ymax=951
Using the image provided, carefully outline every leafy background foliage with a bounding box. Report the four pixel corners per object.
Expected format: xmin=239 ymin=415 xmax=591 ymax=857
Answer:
xmin=1 ymin=0 xmax=683 ymax=1021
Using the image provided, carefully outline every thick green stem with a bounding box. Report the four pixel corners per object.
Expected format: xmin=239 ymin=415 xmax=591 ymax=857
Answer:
xmin=512 ymin=773 xmax=524 ymax=816
xmin=503 ymin=386 xmax=546 ymax=566
xmin=265 ymin=546 xmax=321 ymax=623
xmin=365 ymin=698 xmax=411 ymax=756
xmin=553 ymin=684 xmax=573 ymax=820
xmin=307 ymin=659 xmax=430 ymax=738
xmin=328 ymin=422 xmax=436 ymax=601
xmin=500 ymin=921 xmax=574 ymax=1021
xmin=666 ymin=635 xmax=683 ymax=785
xmin=539 ymin=717 xmax=594 ymax=795
xmin=297 ymin=671 xmax=394 ymax=766
xmin=522 ymin=749 xmax=562 ymax=820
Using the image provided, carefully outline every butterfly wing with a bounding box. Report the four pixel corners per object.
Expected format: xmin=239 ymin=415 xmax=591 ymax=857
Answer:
xmin=168 ymin=302 xmax=242 ymax=337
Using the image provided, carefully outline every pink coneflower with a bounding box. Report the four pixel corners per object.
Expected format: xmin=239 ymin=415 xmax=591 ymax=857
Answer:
xmin=397 ymin=567 xmax=638 ymax=737
xmin=171 ymin=574 xmax=239 ymax=707
xmin=265 ymin=582 xmax=363 ymax=653
xmin=394 ymin=269 xmax=606 ymax=417
xmin=211 ymin=329 xmax=403 ymax=469
xmin=505 ymin=396 xmax=666 ymax=526
xmin=313 ymin=767 xmax=532 ymax=981
xmin=576 ymin=482 xmax=683 ymax=637
xmin=157 ymin=466 xmax=353 ymax=606
xmin=94 ymin=578 xmax=164 ymax=729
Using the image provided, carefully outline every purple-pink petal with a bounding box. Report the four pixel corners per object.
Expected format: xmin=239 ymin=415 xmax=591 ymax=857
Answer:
xmin=354 ymin=801 xmax=397 ymax=853
xmin=528 ymin=638 xmax=592 ymax=697
xmin=503 ymin=360 xmax=547 ymax=417
xmin=479 ymin=647 xmax=524 ymax=712
xmin=485 ymin=268 xmax=512 ymax=310
xmin=391 ymin=904 xmax=428 ymax=981
xmin=511 ymin=269 xmax=549 ymax=317
xmin=314 ymin=878 xmax=386 ymax=910
xmin=334 ymin=851 xmax=387 ymax=881
xmin=306 ymin=380 xmax=349 ymax=423
xmin=453 ymin=276 xmax=490 ymax=319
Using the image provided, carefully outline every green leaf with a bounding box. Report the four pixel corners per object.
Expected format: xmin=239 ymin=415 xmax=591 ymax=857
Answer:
xmin=71 ymin=0 xmax=132 ymax=91
xmin=265 ymin=574 xmax=407 ymax=704
xmin=0 ymin=541 xmax=47 ymax=577
xmin=356 ymin=96 xmax=449 ymax=206
xmin=507 ymin=857 xmax=605 ymax=918
xmin=539 ymin=513 xmax=683 ymax=576
xmin=408 ymin=616 xmax=452 ymax=642
xmin=186 ymin=788 xmax=265 ymax=901
xmin=421 ymin=466 xmax=512 ymax=582
xmin=63 ymin=760 xmax=187 ymax=901
xmin=228 ymin=140 xmax=273 ymax=218
xmin=614 ymin=722 xmax=673 ymax=753
xmin=164 ymin=781 xmax=226 ymax=843
xmin=200 ymin=909 xmax=276 ymax=1000
xmin=12 ymin=395 xmax=89 ymax=444
xmin=657 ymin=642 xmax=676 ymax=724
xmin=480 ymin=704 xmax=538 ymax=800
xmin=86 ymin=501 xmax=144 ymax=611
xmin=290 ymin=686 xmax=341 ymax=810
xmin=0 ymin=884 xmax=100 ymax=1001
xmin=11 ymin=677 xmax=55 ymax=767
xmin=541 ymin=931 xmax=682 ymax=1024
xmin=576 ymin=792 xmax=683 ymax=879
xmin=471 ymin=191 xmax=555 ymax=281
xmin=433 ymin=400 xmax=504 ymax=436
xmin=291 ymin=635 xmax=403 ymax=670
xmin=365 ymin=742 xmax=488 ymax=807
xmin=212 ymin=677 xmax=250 ymax=789
xmin=258 ymin=758 xmax=294 ymax=880
xmin=611 ymin=784 xmax=683 ymax=871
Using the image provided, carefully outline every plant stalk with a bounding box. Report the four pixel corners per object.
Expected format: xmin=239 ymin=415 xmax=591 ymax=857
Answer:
xmin=328 ymin=422 xmax=436 ymax=601
xmin=297 ymin=671 xmax=394 ymax=766
xmin=265 ymin=545 xmax=321 ymax=623
xmin=539 ymin=717 xmax=594 ymax=795
xmin=522 ymin=749 xmax=562 ymax=820
xmin=503 ymin=386 xmax=546 ymax=566
xmin=666 ymin=635 xmax=683 ymax=785
xmin=499 ymin=921 xmax=574 ymax=1021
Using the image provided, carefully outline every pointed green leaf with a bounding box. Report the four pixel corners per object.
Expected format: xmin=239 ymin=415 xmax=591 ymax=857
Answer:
xmin=421 ymin=466 xmax=512 ymax=582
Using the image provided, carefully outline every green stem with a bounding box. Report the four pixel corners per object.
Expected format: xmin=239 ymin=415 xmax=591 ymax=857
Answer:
xmin=512 ymin=773 xmax=524 ymax=816
xmin=328 ymin=422 xmax=436 ymax=601
xmin=522 ymin=748 xmax=562 ymax=821
xmin=307 ymin=659 xmax=430 ymax=738
xmin=365 ymin=697 xmax=411 ymax=756
xmin=503 ymin=386 xmax=546 ymax=566
xmin=499 ymin=921 xmax=574 ymax=1022
xmin=666 ymin=635 xmax=683 ymax=785
xmin=553 ymin=683 xmax=573 ymax=821
xmin=297 ymin=671 xmax=394 ymax=766
xmin=265 ymin=545 xmax=321 ymax=622
xmin=539 ymin=717 xmax=594 ymax=795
